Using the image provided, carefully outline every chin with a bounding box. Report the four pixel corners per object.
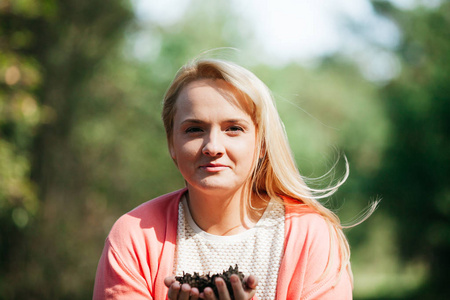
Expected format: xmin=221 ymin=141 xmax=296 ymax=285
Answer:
xmin=189 ymin=180 xmax=242 ymax=194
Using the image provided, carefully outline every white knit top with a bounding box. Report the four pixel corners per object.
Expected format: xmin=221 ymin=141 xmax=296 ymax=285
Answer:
xmin=173 ymin=197 xmax=285 ymax=300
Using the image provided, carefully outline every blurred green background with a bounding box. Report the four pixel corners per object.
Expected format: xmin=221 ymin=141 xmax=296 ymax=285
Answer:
xmin=1 ymin=0 xmax=449 ymax=299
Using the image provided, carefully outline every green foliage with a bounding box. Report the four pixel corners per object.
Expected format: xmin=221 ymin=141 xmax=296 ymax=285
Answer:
xmin=0 ymin=0 xmax=45 ymax=224
xmin=2 ymin=0 xmax=448 ymax=298
xmin=0 ymin=0 xmax=52 ymax=297
xmin=1 ymin=0 xmax=256 ymax=298
xmin=254 ymin=60 xmax=389 ymax=176
xmin=360 ymin=1 xmax=450 ymax=298
xmin=0 ymin=0 xmax=134 ymax=298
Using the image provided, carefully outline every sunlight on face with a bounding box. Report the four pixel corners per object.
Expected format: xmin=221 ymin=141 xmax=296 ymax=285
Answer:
xmin=170 ymin=79 xmax=258 ymax=195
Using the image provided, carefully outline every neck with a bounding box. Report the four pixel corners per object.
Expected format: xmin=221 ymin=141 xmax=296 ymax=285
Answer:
xmin=185 ymin=185 xmax=267 ymax=236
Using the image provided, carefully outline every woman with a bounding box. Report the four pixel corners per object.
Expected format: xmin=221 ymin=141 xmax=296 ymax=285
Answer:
xmin=93 ymin=57 xmax=368 ymax=299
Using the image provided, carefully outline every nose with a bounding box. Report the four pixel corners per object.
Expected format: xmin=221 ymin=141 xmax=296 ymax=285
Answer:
xmin=202 ymin=130 xmax=224 ymax=157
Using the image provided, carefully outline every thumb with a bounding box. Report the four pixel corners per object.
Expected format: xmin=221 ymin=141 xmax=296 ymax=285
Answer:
xmin=244 ymin=275 xmax=258 ymax=290
xmin=164 ymin=276 xmax=176 ymax=288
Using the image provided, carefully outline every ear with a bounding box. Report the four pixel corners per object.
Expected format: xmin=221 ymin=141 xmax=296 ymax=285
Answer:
xmin=168 ymin=143 xmax=178 ymax=166
xmin=169 ymin=144 xmax=176 ymax=159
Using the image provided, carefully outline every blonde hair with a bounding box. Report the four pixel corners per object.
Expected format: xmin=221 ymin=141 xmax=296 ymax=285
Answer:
xmin=162 ymin=57 xmax=375 ymax=284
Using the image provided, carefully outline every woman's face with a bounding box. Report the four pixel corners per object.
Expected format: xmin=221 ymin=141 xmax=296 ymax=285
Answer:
xmin=170 ymin=79 xmax=257 ymax=196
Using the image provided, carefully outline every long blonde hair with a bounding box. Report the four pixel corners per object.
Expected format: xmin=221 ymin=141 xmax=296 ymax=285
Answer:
xmin=162 ymin=57 xmax=375 ymax=283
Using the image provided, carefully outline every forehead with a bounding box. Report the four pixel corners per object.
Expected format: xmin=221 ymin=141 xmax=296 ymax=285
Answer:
xmin=175 ymin=79 xmax=252 ymax=116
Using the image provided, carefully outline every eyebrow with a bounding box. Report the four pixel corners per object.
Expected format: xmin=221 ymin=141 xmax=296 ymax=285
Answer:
xmin=180 ymin=119 xmax=202 ymax=125
xmin=180 ymin=118 xmax=251 ymax=125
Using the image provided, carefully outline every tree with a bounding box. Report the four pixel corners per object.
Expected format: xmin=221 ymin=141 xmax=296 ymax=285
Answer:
xmin=368 ymin=1 xmax=450 ymax=298
xmin=0 ymin=0 xmax=133 ymax=298
xmin=0 ymin=0 xmax=47 ymax=296
xmin=1 ymin=0 xmax=254 ymax=298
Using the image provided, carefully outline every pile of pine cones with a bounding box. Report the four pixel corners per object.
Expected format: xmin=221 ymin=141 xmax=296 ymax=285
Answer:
xmin=175 ymin=265 xmax=245 ymax=299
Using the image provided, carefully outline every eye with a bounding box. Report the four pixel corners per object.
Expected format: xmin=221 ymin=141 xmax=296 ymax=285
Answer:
xmin=227 ymin=126 xmax=244 ymax=134
xmin=228 ymin=126 xmax=243 ymax=131
xmin=185 ymin=127 xmax=203 ymax=133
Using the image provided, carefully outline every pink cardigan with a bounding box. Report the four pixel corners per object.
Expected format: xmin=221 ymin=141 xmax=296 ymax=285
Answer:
xmin=93 ymin=188 xmax=352 ymax=299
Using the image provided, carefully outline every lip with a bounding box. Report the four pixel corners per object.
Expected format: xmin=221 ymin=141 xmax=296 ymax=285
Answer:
xmin=199 ymin=163 xmax=229 ymax=172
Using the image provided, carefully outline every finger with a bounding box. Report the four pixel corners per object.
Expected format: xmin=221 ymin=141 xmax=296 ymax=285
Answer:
xmin=167 ymin=281 xmax=181 ymax=300
xmin=179 ymin=283 xmax=192 ymax=300
xmin=215 ymin=277 xmax=231 ymax=300
xmin=243 ymin=275 xmax=258 ymax=290
xmin=164 ymin=276 xmax=176 ymax=288
xmin=202 ymin=287 xmax=217 ymax=300
xmin=190 ymin=287 xmax=200 ymax=300
xmin=230 ymin=274 xmax=244 ymax=299
xmin=231 ymin=274 xmax=257 ymax=300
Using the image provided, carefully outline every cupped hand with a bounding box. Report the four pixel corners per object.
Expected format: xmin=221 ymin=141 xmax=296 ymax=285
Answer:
xmin=201 ymin=274 xmax=258 ymax=300
xmin=165 ymin=276 xmax=200 ymax=300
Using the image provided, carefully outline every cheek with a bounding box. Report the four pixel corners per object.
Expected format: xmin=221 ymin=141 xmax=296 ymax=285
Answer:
xmin=233 ymin=139 xmax=258 ymax=166
xmin=172 ymin=139 xmax=201 ymax=160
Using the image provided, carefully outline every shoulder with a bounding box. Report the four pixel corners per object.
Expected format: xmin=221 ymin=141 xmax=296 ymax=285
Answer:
xmin=283 ymin=200 xmax=329 ymax=233
xmin=280 ymin=196 xmax=333 ymax=250
xmin=278 ymin=197 xmax=352 ymax=299
xmin=107 ymin=188 xmax=186 ymax=248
